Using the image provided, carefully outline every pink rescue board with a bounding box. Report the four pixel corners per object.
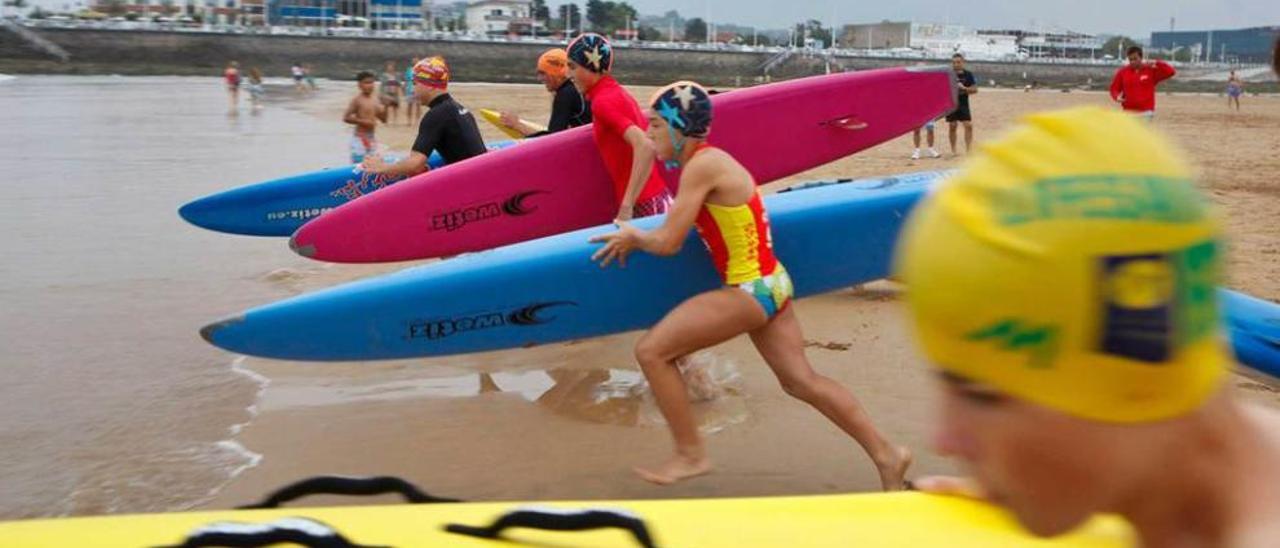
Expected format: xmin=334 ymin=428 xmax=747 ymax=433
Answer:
xmin=290 ymin=66 xmax=957 ymax=263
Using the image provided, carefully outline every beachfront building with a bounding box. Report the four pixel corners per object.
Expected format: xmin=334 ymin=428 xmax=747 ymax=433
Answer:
xmin=270 ymin=0 xmax=337 ymax=26
xmin=18 ymin=0 xmax=92 ymax=17
xmin=463 ymin=0 xmax=533 ymax=36
xmin=268 ymin=0 xmax=425 ymax=28
xmin=980 ymin=28 xmax=1103 ymax=59
xmin=365 ymin=0 xmax=423 ymax=29
xmin=839 ymin=21 xmax=911 ymax=50
xmin=1151 ymin=26 xmax=1280 ymax=64
xmin=839 ymin=20 xmax=1106 ymax=61
xmin=910 ymin=23 xmax=1019 ymax=60
xmin=81 ymin=0 xmax=250 ymax=24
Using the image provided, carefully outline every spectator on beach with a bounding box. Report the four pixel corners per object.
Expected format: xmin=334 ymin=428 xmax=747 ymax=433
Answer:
xmin=303 ymin=64 xmax=318 ymax=91
xmin=1226 ymin=70 xmax=1244 ymax=111
xmin=1108 ymin=46 xmax=1175 ymax=122
xmin=247 ymin=67 xmax=264 ymax=110
xmin=947 ymin=54 xmax=977 ymax=156
xmin=291 ymin=62 xmax=306 ymax=94
xmin=404 ymin=57 xmax=423 ymax=124
xmin=380 ymin=61 xmax=402 ymax=126
xmin=911 ymin=120 xmax=941 ymax=160
xmin=499 ymin=48 xmax=592 ymax=138
xmin=223 ymin=61 xmax=241 ymax=113
xmin=344 ymin=71 xmax=387 ymax=164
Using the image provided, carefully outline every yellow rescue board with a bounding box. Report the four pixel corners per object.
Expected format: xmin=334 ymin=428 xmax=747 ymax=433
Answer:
xmin=478 ymin=108 xmax=546 ymax=139
xmin=0 ymin=492 xmax=1134 ymax=547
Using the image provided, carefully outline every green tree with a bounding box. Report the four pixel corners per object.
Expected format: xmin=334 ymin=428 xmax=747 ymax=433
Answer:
xmin=792 ymin=19 xmax=831 ymax=48
xmin=530 ymin=0 xmax=549 ymax=24
xmin=637 ymin=24 xmax=659 ymax=41
xmin=610 ymin=1 xmax=636 ymax=34
xmin=1171 ymin=46 xmax=1193 ymax=62
xmin=683 ymin=17 xmax=706 ymax=42
xmin=555 ymin=3 xmax=581 ymax=33
xmin=582 ymin=0 xmax=637 ymax=36
xmin=585 ymin=0 xmax=606 ymax=30
xmin=1101 ymin=35 xmax=1138 ymax=57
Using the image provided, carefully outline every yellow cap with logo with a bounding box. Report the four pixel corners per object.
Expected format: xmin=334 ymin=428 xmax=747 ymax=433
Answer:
xmin=896 ymin=107 xmax=1228 ymax=423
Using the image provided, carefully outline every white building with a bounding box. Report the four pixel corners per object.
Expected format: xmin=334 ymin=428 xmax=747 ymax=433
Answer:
xmin=910 ymin=23 xmax=1020 ymax=60
xmin=463 ymin=0 xmax=529 ymax=36
xmin=13 ymin=0 xmax=93 ymax=16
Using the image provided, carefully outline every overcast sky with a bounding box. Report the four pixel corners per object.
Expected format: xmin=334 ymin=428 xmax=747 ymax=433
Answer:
xmin=616 ymin=0 xmax=1277 ymax=38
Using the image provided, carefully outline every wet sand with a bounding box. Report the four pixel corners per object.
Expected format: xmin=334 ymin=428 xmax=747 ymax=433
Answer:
xmin=206 ymin=82 xmax=1280 ymax=508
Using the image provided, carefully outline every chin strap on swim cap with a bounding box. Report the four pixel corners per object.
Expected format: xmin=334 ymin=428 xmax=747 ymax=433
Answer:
xmin=648 ymin=81 xmax=714 ymax=171
xmin=664 ymin=125 xmax=687 ymax=171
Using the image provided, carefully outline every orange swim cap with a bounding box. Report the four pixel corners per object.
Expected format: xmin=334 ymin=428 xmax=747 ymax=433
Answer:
xmin=537 ymin=48 xmax=569 ymax=78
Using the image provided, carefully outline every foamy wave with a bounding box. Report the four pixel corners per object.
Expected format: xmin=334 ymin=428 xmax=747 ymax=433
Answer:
xmin=229 ymin=356 xmax=269 ymax=436
xmin=0 ymin=75 xmax=15 ymax=83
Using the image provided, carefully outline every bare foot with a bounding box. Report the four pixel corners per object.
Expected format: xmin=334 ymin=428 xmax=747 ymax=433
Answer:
xmin=876 ymin=446 xmax=914 ymax=491
xmin=634 ymin=454 xmax=712 ymax=485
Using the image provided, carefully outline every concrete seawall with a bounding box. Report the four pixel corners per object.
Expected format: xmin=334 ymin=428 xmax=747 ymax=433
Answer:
xmin=3 ymin=27 xmax=1274 ymax=93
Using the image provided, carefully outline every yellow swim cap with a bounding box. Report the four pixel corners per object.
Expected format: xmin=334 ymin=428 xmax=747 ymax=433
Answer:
xmin=896 ymin=107 xmax=1228 ymax=423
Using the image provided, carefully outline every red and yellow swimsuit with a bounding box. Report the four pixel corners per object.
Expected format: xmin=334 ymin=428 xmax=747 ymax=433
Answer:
xmin=691 ymin=146 xmax=793 ymax=317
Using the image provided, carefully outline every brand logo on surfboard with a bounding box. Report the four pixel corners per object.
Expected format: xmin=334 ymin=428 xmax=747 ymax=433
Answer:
xmin=406 ymin=301 xmax=576 ymax=340
xmin=430 ymin=190 xmax=547 ymax=232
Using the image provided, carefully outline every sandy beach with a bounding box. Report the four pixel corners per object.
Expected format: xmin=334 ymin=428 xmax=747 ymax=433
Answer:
xmin=193 ymin=80 xmax=1280 ymax=510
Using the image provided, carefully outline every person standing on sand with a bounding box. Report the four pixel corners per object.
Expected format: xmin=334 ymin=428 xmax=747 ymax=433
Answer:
xmin=404 ymin=57 xmax=423 ymax=124
xmin=591 ymin=81 xmax=912 ymax=488
xmin=947 ymin=54 xmax=977 ymax=156
xmin=361 ymin=57 xmax=486 ymax=177
xmin=380 ymin=61 xmax=402 ymax=127
xmin=1108 ymin=46 xmax=1175 ymax=122
xmin=291 ymin=62 xmax=306 ymax=94
xmin=498 ymin=48 xmax=592 ymax=138
xmin=566 ymin=33 xmax=672 ymax=220
xmin=344 ymin=71 xmax=388 ymax=164
xmin=899 ymin=107 xmax=1280 ymax=547
xmin=1226 ymin=70 xmax=1244 ymax=111
xmin=247 ymin=67 xmax=265 ymax=110
xmin=303 ymin=64 xmax=317 ymax=91
xmin=223 ymin=61 xmax=241 ymax=113
xmin=911 ymin=120 xmax=941 ymax=160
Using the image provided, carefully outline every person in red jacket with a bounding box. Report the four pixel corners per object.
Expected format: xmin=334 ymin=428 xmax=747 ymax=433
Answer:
xmin=1109 ymin=46 xmax=1176 ymax=122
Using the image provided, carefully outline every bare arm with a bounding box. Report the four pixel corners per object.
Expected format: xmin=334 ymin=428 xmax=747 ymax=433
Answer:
xmin=616 ymin=126 xmax=658 ymax=221
xmin=375 ymin=103 xmax=389 ymax=123
xmin=591 ymin=158 xmax=715 ymax=267
xmin=365 ymin=151 xmax=429 ymax=177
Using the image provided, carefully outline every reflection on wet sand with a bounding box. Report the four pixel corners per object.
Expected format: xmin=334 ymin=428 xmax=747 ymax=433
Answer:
xmin=477 ymin=352 xmax=748 ymax=434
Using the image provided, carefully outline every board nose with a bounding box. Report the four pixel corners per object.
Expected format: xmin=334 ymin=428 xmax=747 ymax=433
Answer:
xmin=200 ymin=315 xmax=245 ymax=344
xmin=289 ymin=234 xmax=317 ymax=258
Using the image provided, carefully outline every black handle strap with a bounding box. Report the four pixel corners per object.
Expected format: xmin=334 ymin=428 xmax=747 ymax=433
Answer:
xmin=156 ymin=517 xmax=387 ymax=548
xmin=236 ymin=475 xmax=460 ymax=509
xmin=445 ymin=507 xmax=657 ymax=548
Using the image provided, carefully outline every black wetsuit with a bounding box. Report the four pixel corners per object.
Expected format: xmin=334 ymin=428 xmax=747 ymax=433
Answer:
xmin=528 ymin=80 xmax=592 ymax=138
xmin=412 ymin=93 xmax=487 ymax=164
